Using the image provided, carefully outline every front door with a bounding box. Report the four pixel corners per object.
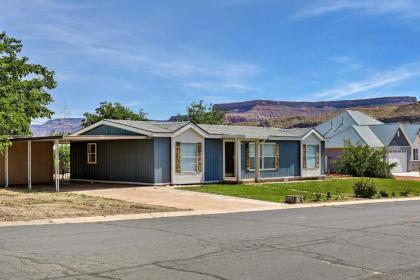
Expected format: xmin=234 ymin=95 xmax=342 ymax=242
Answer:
xmin=225 ymin=142 xmax=235 ymax=177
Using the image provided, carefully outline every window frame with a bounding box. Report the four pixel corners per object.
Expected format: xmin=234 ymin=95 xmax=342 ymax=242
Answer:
xmin=413 ymin=148 xmax=419 ymax=161
xmin=87 ymin=143 xmax=97 ymax=165
xmin=179 ymin=142 xmax=199 ymax=174
xmin=305 ymin=144 xmax=319 ymax=170
xmin=249 ymin=142 xmax=277 ymax=171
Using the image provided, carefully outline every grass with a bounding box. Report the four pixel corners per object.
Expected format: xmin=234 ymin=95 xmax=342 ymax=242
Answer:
xmin=0 ymin=188 xmax=178 ymax=222
xmin=179 ymin=178 xmax=420 ymax=203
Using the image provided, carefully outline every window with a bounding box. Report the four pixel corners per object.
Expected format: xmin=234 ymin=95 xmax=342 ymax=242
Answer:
xmin=180 ymin=143 xmax=198 ymax=172
xmin=249 ymin=143 xmax=277 ymax=170
xmin=87 ymin=143 xmax=97 ymax=164
xmin=306 ymin=144 xmax=318 ymax=169
xmin=414 ymin=148 xmax=419 ymax=161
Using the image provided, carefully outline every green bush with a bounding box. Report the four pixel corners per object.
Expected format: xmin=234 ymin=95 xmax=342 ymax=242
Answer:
xmin=326 ymin=192 xmax=331 ymax=200
xmin=353 ymin=178 xmax=377 ymax=198
xmin=399 ymin=190 xmax=410 ymax=197
xmin=379 ymin=190 xmax=389 ymax=197
xmin=314 ymin=193 xmax=322 ymax=201
xmin=336 ymin=140 xmax=396 ymax=178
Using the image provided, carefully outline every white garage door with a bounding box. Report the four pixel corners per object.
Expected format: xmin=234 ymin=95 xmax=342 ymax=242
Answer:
xmin=388 ymin=152 xmax=408 ymax=173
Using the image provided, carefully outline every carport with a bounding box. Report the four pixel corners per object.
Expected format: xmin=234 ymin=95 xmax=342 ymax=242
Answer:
xmin=0 ymin=136 xmax=62 ymax=191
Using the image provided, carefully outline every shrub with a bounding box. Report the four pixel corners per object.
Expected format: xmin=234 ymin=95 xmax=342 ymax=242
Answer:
xmin=379 ymin=190 xmax=389 ymax=197
xmin=326 ymin=192 xmax=331 ymax=200
xmin=336 ymin=140 xmax=396 ymax=178
xmin=353 ymin=178 xmax=377 ymax=198
xmin=399 ymin=190 xmax=410 ymax=197
xmin=391 ymin=191 xmax=396 ymax=197
xmin=314 ymin=193 xmax=322 ymax=201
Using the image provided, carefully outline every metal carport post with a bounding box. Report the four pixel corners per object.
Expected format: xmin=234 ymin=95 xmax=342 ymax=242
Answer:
xmin=54 ymin=139 xmax=60 ymax=192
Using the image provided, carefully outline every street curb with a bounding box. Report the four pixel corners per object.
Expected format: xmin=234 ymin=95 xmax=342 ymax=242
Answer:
xmin=2 ymin=196 xmax=420 ymax=228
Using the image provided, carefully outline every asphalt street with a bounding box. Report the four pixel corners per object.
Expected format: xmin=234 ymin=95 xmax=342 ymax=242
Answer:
xmin=2 ymin=201 xmax=420 ymax=279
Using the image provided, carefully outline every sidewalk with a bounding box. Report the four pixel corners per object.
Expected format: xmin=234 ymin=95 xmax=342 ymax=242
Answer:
xmin=3 ymin=193 xmax=420 ymax=228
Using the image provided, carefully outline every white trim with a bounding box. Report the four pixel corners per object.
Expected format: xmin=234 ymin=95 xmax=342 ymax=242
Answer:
xmin=28 ymin=141 xmax=31 ymax=190
xmin=87 ymin=143 xmax=97 ymax=165
xmin=249 ymin=142 xmax=277 ymax=171
xmin=171 ymin=123 xmax=209 ymax=138
xmin=71 ymin=178 xmax=169 ymax=186
xmin=397 ymin=125 xmax=413 ymax=148
xmin=54 ymin=140 xmax=60 ymax=192
xmin=179 ymin=142 xmax=199 ymax=173
xmin=305 ymin=144 xmax=319 ymax=170
xmin=301 ymin=129 xmax=325 ymax=141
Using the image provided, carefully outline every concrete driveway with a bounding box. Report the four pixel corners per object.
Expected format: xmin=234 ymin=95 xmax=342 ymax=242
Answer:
xmin=71 ymin=184 xmax=285 ymax=213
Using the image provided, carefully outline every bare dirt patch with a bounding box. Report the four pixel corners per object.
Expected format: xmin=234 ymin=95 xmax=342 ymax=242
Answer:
xmin=0 ymin=188 xmax=179 ymax=222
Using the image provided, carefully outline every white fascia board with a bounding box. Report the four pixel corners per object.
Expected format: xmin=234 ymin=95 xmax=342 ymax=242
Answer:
xmin=301 ymin=129 xmax=325 ymax=141
xmin=399 ymin=124 xmax=413 ymax=148
xmin=171 ymin=123 xmax=209 ymax=138
xmin=267 ymin=136 xmax=303 ymax=141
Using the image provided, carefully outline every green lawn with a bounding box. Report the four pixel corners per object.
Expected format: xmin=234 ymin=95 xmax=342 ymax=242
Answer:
xmin=179 ymin=178 xmax=420 ymax=203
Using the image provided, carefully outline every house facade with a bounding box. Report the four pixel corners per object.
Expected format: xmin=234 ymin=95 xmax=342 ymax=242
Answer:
xmin=315 ymin=110 xmax=414 ymax=173
xmin=404 ymin=124 xmax=420 ymax=172
xmin=69 ymin=120 xmax=326 ymax=185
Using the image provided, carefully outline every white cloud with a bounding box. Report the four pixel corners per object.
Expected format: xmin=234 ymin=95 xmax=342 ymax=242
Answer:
xmin=294 ymin=0 xmax=420 ymax=20
xmin=312 ymin=62 xmax=420 ymax=100
xmin=1 ymin=0 xmax=260 ymax=94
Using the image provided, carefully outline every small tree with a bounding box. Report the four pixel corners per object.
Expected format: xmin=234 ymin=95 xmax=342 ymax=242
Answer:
xmin=336 ymin=140 xmax=396 ymax=178
xmin=0 ymin=32 xmax=56 ymax=154
xmin=177 ymin=100 xmax=225 ymax=124
xmin=82 ymin=102 xmax=148 ymax=127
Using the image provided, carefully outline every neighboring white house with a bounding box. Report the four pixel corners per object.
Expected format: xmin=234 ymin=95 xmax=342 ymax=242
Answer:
xmin=404 ymin=124 xmax=420 ymax=172
xmin=315 ymin=110 xmax=414 ymax=173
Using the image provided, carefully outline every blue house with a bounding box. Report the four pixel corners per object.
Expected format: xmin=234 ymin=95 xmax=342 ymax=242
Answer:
xmin=69 ymin=120 xmax=326 ymax=185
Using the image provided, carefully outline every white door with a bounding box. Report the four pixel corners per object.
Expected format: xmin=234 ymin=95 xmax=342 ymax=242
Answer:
xmin=388 ymin=152 xmax=407 ymax=173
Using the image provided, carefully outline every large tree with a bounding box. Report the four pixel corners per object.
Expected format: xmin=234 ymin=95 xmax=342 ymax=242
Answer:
xmin=0 ymin=32 xmax=56 ymax=153
xmin=82 ymin=101 xmax=148 ymax=127
xmin=177 ymin=100 xmax=225 ymax=124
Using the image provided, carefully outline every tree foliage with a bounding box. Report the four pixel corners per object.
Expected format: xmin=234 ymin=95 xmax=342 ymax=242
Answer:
xmin=336 ymin=140 xmax=396 ymax=178
xmin=177 ymin=100 xmax=225 ymax=124
xmin=0 ymin=32 xmax=56 ymax=154
xmin=82 ymin=101 xmax=148 ymax=127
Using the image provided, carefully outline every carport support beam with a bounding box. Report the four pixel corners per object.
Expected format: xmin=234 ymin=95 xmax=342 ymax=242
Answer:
xmin=5 ymin=146 xmax=8 ymax=187
xmin=28 ymin=141 xmax=32 ymax=190
xmin=54 ymin=140 xmax=60 ymax=192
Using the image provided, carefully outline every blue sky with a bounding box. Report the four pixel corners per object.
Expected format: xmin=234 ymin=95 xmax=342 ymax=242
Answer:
xmin=2 ymin=0 xmax=420 ymax=121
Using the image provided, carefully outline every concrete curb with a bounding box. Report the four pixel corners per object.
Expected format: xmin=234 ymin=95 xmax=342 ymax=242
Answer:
xmin=2 ymin=196 xmax=420 ymax=228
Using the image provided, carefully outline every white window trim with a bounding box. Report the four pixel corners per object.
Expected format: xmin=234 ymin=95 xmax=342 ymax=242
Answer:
xmin=180 ymin=142 xmax=199 ymax=174
xmin=413 ymin=148 xmax=419 ymax=161
xmin=305 ymin=144 xmax=319 ymax=170
xmin=87 ymin=143 xmax=97 ymax=165
xmin=249 ymin=142 xmax=277 ymax=171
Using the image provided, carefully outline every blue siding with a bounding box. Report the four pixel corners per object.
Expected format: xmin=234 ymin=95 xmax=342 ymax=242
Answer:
xmin=241 ymin=140 xmax=300 ymax=179
xmin=321 ymin=141 xmax=325 ymax=174
xmin=205 ymin=139 xmax=223 ymax=182
xmin=71 ymin=140 xmax=155 ymax=183
xmin=154 ymin=138 xmax=171 ymax=183
xmin=82 ymin=125 xmax=143 ymax=136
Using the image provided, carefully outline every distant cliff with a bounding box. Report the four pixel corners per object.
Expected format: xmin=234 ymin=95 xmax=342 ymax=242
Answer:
xmin=31 ymin=118 xmax=83 ymax=136
xmin=212 ymin=96 xmax=418 ymax=127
